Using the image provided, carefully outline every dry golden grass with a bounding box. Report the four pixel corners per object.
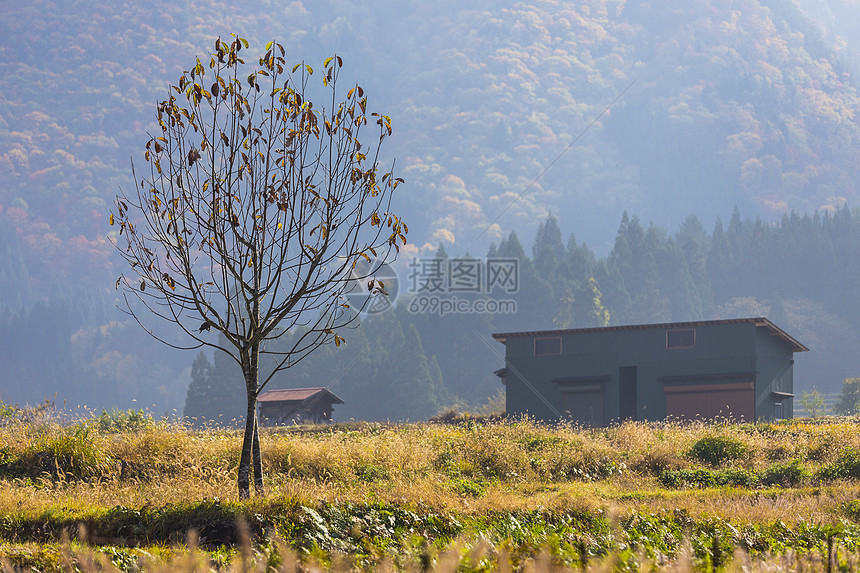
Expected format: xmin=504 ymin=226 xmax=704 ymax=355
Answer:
xmin=4 ymin=415 xmax=860 ymax=570
xmin=615 ymin=483 xmax=860 ymax=523
xmin=2 ymin=416 xmax=860 ymax=519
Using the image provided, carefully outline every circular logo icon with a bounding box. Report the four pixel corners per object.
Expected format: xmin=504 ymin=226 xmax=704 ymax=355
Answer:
xmin=344 ymin=257 xmax=399 ymax=316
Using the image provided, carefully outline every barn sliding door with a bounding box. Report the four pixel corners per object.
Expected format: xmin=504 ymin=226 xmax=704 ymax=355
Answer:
xmin=553 ymin=376 xmax=609 ymax=427
xmin=663 ymin=381 xmax=755 ymax=422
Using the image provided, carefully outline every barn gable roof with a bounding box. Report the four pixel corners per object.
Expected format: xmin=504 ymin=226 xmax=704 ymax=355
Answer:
xmin=492 ymin=317 xmax=808 ymax=353
xmin=258 ymin=387 xmax=345 ymax=404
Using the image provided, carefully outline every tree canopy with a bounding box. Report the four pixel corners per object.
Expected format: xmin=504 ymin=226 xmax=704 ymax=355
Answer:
xmin=112 ymin=36 xmax=408 ymax=497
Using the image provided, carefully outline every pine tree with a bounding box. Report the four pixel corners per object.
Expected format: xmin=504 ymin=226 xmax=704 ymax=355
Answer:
xmin=183 ymin=338 xmax=246 ymax=426
xmin=564 ymin=233 xmax=595 ymax=285
xmin=602 ymin=214 xmax=636 ymax=322
xmin=676 ymin=214 xmax=712 ymax=316
xmin=832 ymin=378 xmax=860 ymax=416
xmin=555 ymin=277 xmax=610 ymax=328
xmin=630 ymin=225 xmax=670 ymax=323
xmin=707 ymin=217 xmax=734 ymax=305
xmin=494 ymin=231 xmax=552 ymax=330
xmin=0 ymin=217 xmax=32 ymax=311
xmin=184 ymin=351 xmax=215 ymax=426
xmin=532 ymin=213 xmax=565 ymax=280
xmin=656 ymin=238 xmax=702 ymax=321
xmin=382 ymin=323 xmax=446 ymax=420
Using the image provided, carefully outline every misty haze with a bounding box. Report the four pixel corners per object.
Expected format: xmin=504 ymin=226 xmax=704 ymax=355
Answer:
xmin=2 ymin=0 xmax=860 ymax=421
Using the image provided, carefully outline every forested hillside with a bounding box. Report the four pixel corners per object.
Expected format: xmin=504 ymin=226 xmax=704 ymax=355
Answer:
xmin=2 ymin=0 xmax=860 ymax=416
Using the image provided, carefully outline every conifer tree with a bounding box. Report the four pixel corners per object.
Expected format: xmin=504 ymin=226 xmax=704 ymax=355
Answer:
xmin=564 ymin=233 xmax=595 ymax=285
xmin=707 ymin=217 xmax=734 ymax=304
xmin=494 ymin=231 xmax=550 ymax=330
xmin=0 ymin=217 xmax=32 ymax=311
xmin=676 ymin=214 xmax=712 ymax=315
xmin=555 ymin=277 xmax=610 ymax=328
xmin=382 ymin=323 xmax=445 ymax=420
xmin=183 ymin=339 xmax=246 ymax=426
xmin=832 ymin=378 xmax=860 ymax=416
xmin=532 ymin=213 xmax=565 ymax=279
xmin=183 ymin=351 xmax=215 ymax=426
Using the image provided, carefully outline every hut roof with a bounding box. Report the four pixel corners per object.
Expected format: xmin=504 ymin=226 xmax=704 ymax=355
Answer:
xmin=258 ymin=387 xmax=345 ymax=404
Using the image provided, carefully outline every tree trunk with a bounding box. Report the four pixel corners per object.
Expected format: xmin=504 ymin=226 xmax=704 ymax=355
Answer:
xmin=252 ymin=417 xmax=263 ymax=494
xmin=238 ymin=388 xmax=256 ymax=499
xmin=237 ymin=343 xmax=263 ymax=499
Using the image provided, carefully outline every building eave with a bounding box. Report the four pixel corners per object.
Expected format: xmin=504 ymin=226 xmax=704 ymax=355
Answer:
xmin=491 ymin=317 xmax=808 ymax=353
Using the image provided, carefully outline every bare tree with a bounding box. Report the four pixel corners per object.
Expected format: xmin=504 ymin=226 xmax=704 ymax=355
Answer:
xmin=111 ymin=36 xmax=407 ymax=498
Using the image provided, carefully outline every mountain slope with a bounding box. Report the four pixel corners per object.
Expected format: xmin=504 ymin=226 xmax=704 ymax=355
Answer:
xmin=1 ymin=0 xmax=859 ymax=292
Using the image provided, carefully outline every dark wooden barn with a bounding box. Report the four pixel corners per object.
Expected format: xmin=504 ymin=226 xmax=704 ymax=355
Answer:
xmin=493 ymin=317 xmax=807 ymax=426
xmin=257 ymin=387 xmax=344 ymax=425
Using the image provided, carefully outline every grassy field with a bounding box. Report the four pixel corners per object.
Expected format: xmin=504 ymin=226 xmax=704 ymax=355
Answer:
xmin=2 ymin=407 xmax=860 ymax=571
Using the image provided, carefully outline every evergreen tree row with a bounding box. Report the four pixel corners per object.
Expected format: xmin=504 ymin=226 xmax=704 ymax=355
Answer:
xmin=186 ymin=206 xmax=860 ymax=423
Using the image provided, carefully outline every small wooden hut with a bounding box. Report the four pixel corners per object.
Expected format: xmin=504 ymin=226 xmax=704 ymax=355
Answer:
xmin=257 ymin=387 xmax=344 ymax=425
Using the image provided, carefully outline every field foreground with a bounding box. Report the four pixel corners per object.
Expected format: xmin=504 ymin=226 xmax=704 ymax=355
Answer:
xmin=3 ymin=411 xmax=860 ymax=571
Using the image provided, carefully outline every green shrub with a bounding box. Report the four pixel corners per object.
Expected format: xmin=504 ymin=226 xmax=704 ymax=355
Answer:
xmin=689 ymin=435 xmax=749 ymax=466
xmin=96 ymin=408 xmax=153 ymax=433
xmin=760 ymin=459 xmax=810 ymax=487
xmin=16 ymin=424 xmax=115 ymax=479
xmin=660 ymin=468 xmax=717 ymax=488
xmin=720 ymin=468 xmax=759 ymax=487
xmin=836 ymin=449 xmax=860 ymax=478
xmin=816 ymin=448 xmax=860 ymax=482
xmin=663 ymin=462 xmax=815 ymax=490
xmin=842 ymin=499 xmax=860 ymax=521
xmin=449 ymin=477 xmax=487 ymax=497
xmin=353 ymin=462 xmax=389 ymax=482
xmin=660 ymin=468 xmax=758 ymax=489
xmin=521 ymin=434 xmax=564 ymax=452
xmin=0 ymin=400 xmax=16 ymax=419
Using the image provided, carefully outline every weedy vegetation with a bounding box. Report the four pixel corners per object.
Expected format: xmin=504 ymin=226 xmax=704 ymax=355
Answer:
xmin=3 ymin=403 xmax=860 ymax=571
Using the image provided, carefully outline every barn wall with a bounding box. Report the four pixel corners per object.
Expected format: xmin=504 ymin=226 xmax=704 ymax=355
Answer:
xmin=754 ymin=326 xmax=796 ymax=420
xmin=503 ymin=322 xmax=797 ymax=425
